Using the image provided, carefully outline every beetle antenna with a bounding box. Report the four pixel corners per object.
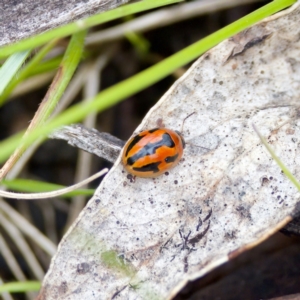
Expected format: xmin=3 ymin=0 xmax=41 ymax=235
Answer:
xmin=181 ymin=112 xmax=196 ymax=133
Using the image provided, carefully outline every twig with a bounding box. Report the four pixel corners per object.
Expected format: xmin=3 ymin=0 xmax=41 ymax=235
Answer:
xmin=50 ymin=124 xmax=124 ymax=163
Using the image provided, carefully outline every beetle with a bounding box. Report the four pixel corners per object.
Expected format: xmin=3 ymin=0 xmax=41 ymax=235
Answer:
xmin=122 ymin=127 xmax=185 ymax=177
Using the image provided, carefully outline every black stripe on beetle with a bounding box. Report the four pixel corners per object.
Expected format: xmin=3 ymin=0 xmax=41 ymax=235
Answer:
xmin=126 ymin=133 xmax=175 ymax=166
xmin=165 ymin=153 xmax=179 ymax=163
xmin=125 ymin=134 xmax=144 ymax=157
xmin=133 ymin=162 xmax=161 ymax=173
xmin=148 ymin=128 xmax=159 ymax=133
xmin=125 ymin=128 xmax=159 ymax=157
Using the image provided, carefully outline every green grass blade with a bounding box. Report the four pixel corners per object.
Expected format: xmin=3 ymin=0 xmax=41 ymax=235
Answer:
xmin=0 ymin=0 xmax=181 ymax=59
xmin=30 ymin=31 xmax=86 ymax=127
xmin=0 ymin=31 xmax=86 ymax=178
xmin=37 ymin=31 xmax=86 ymax=122
xmin=0 ymin=179 xmax=94 ymax=197
xmin=253 ymin=124 xmax=300 ymax=191
xmin=0 ymin=40 xmax=58 ymax=104
xmin=0 ymin=281 xmax=41 ymax=293
xmin=29 ymin=56 xmax=63 ymax=76
xmin=125 ymin=31 xmax=150 ymax=55
xmin=0 ymin=51 xmax=30 ymax=95
xmin=0 ymin=0 xmax=296 ymax=163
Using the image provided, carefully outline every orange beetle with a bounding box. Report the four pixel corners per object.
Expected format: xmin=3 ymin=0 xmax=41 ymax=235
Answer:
xmin=122 ymin=128 xmax=185 ymax=178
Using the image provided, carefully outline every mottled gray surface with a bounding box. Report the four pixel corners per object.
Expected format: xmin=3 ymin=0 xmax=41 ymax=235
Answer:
xmin=38 ymin=3 xmax=300 ymax=300
xmin=0 ymin=0 xmax=129 ymax=46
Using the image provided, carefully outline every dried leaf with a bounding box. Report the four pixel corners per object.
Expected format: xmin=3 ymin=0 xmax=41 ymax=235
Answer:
xmin=38 ymin=3 xmax=300 ymax=299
